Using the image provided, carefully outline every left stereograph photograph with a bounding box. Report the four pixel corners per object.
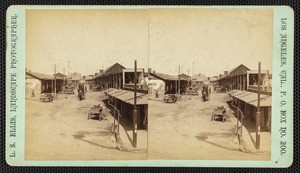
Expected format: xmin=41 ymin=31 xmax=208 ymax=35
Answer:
xmin=25 ymin=10 xmax=148 ymax=160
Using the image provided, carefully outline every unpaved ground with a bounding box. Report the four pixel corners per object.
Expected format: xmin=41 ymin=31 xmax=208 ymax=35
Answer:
xmin=148 ymin=92 xmax=271 ymax=160
xmin=25 ymin=91 xmax=147 ymax=160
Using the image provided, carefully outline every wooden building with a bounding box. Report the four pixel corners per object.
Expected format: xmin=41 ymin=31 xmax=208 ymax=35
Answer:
xmin=26 ymin=71 xmax=64 ymax=99
xmin=105 ymin=88 xmax=148 ymax=129
xmin=149 ymin=72 xmax=188 ymax=95
xmin=230 ymin=90 xmax=271 ymax=131
xmin=122 ymin=68 xmax=148 ymax=93
xmin=217 ymin=64 xmax=271 ymax=94
xmin=88 ymin=63 xmax=148 ymax=93
xmin=93 ymin=63 xmax=125 ymax=90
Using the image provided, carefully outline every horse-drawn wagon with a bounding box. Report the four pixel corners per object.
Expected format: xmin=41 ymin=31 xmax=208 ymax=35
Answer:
xmin=40 ymin=93 xmax=53 ymax=102
xmin=87 ymin=104 xmax=105 ymax=120
xmin=163 ymin=94 xmax=177 ymax=103
xmin=211 ymin=106 xmax=227 ymax=122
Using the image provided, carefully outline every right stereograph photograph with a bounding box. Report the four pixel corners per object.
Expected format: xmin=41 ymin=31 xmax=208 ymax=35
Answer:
xmin=147 ymin=8 xmax=273 ymax=160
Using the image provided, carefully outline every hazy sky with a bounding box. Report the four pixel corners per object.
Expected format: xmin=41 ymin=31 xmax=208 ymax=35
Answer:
xmin=26 ymin=9 xmax=149 ymax=76
xmin=26 ymin=8 xmax=273 ymax=77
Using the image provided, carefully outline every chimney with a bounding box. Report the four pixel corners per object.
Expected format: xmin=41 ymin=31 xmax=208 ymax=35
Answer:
xmin=95 ymin=73 xmax=98 ymax=76
xmin=99 ymin=70 xmax=104 ymax=74
xmin=224 ymin=71 xmax=228 ymax=76
xmin=148 ymin=68 xmax=152 ymax=74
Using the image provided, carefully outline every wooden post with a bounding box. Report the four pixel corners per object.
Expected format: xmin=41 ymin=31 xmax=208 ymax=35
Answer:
xmin=175 ymin=81 xmax=177 ymax=94
xmin=239 ymin=101 xmax=243 ymax=135
xmin=117 ymin=101 xmax=120 ymax=133
xmin=113 ymin=99 xmax=116 ymax=134
xmin=51 ymin=80 xmax=53 ymax=93
xmin=133 ymin=60 xmax=137 ymax=148
xmin=256 ymin=62 xmax=261 ymax=150
xmin=236 ymin=100 xmax=239 ymax=134
xmin=246 ymin=71 xmax=249 ymax=91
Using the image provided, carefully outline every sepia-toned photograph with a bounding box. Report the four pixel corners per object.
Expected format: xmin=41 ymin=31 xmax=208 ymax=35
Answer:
xmin=25 ymin=8 xmax=272 ymax=161
xmin=147 ymin=8 xmax=273 ymax=160
xmin=25 ymin=9 xmax=149 ymax=160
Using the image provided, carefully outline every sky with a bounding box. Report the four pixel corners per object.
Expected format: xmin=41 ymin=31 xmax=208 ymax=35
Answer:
xmin=26 ymin=8 xmax=273 ymax=77
xmin=26 ymin=9 xmax=149 ymax=76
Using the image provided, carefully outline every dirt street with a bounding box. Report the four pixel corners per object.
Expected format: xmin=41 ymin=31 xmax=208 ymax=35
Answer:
xmin=148 ymin=92 xmax=270 ymax=160
xmin=25 ymin=91 xmax=147 ymax=160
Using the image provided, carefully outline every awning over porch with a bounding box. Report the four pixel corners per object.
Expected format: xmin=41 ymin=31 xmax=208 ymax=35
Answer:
xmin=105 ymin=88 xmax=148 ymax=105
xmin=229 ymin=90 xmax=271 ymax=107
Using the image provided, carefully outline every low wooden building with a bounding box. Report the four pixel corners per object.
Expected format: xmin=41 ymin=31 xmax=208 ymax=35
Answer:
xmin=26 ymin=71 xmax=64 ymax=99
xmin=105 ymin=88 xmax=148 ymax=129
xmin=217 ymin=64 xmax=271 ymax=94
xmin=149 ymin=72 xmax=188 ymax=95
xmin=93 ymin=63 xmax=125 ymax=90
xmin=230 ymin=90 xmax=271 ymax=131
xmin=89 ymin=63 xmax=148 ymax=93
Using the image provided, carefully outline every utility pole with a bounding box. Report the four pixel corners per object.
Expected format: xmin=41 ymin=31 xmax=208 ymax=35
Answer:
xmin=68 ymin=60 xmax=70 ymax=78
xmin=63 ymin=68 xmax=66 ymax=84
xmin=178 ymin=65 xmax=181 ymax=95
xmin=192 ymin=61 xmax=195 ymax=77
xmin=133 ymin=60 xmax=137 ymax=148
xmin=54 ymin=64 xmax=57 ymax=94
xmin=256 ymin=62 xmax=261 ymax=150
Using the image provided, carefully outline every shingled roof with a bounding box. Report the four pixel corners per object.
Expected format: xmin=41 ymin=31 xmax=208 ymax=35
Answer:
xmin=229 ymin=64 xmax=250 ymax=75
xmin=26 ymin=71 xmax=64 ymax=80
xmin=104 ymin=63 xmax=126 ymax=75
xmin=150 ymin=72 xmax=188 ymax=81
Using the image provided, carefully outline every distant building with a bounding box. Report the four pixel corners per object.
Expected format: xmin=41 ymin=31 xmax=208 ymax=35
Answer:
xmin=191 ymin=73 xmax=207 ymax=88
xmin=178 ymin=73 xmax=191 ymax=81
xmin=217 ymin=64 xmax=271 ymax=94
xmin=54 ymin=72 xmax=67 ymax=80
xmin=68 ymin=72 xmax=83 ymax=85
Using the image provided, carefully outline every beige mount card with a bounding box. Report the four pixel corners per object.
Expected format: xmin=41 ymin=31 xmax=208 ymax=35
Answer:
xmin=6 ymin=6 xmax=293 ymax=167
